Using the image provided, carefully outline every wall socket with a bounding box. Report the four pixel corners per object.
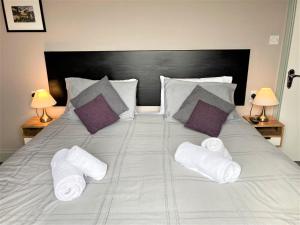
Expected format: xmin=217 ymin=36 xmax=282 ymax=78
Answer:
xmin=249 ymin=90 xmax=256 ymax=103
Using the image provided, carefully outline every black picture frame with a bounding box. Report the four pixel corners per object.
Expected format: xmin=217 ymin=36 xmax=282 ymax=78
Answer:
xmin=1 ymin=0 xmax=46 ymax=32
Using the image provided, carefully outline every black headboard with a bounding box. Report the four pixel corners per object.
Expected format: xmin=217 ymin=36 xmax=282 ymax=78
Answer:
xmin=44 ymin=50 xmax=250 ymax=106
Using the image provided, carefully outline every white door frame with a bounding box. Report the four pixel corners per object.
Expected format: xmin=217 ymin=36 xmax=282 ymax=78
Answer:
xmin=275 ymin=0 xmax=298 ymax=118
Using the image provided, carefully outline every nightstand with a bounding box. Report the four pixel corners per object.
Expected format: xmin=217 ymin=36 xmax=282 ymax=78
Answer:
xmin=243 ymin=116 xmax=284 ymax=147
xmin=21 ymin=117 xmax=55 ymax=144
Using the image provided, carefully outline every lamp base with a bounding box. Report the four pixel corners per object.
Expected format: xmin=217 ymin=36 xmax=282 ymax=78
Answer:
xmin=258 ymin=106 xmax=269 ymax=122
xmin=40 ymin=108 xmax=53 ymax=123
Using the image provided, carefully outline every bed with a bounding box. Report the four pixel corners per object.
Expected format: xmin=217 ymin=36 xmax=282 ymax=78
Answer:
xmin=0 ymin=50 xmax=299 ymax=225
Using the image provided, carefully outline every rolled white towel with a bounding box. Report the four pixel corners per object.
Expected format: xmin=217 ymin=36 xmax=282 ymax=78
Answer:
xmin=51 ymin=149 xmax=86 ymax=201
xmin=175 ymin=142 xmax=241 ymax=184
xmin=201 ymin=137 xmax=232 ymax=160
xmin=66 ymin=145 xmax=107 ymax=181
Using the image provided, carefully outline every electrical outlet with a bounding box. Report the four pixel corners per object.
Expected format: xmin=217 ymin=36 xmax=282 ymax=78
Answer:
xmin=249 ymin=90 xmax=256 ymax=103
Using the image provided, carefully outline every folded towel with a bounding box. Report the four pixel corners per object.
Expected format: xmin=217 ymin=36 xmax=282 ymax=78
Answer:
xmin=66 ymin=145 xmax=107 ymax=181
xmin=51 ymin=149 xmax=86 ymax=201
xmin=201 ymin=137 xmax=232 ymax=160
xmin=175 ymin=142 xmax=241 ymax=184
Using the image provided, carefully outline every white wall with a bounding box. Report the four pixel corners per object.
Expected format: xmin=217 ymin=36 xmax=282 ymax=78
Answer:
xmin=0 ymin=0 xmax=288 ymax=161
xmin=280 ymin=1 xmax=300 ymax=161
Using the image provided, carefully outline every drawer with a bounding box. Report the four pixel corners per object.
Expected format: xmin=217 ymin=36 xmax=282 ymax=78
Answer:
xmin=24 ymin=137 xmax=32 ymax=144
xmin=264 ymin=136 xmax=281 ymax=146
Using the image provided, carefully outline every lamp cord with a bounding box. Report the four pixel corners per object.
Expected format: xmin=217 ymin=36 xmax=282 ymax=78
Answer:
xmin=249 ymin=93 xmax=256 ymax=117
xmin=35 ymin=108 xmax=40 ymax=118
xmin=249 ymin=103 xmax=253 ymax=117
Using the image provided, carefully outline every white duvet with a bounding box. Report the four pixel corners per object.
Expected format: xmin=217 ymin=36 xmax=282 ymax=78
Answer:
xmin=0 ymin=114 xmax=299 ymax=225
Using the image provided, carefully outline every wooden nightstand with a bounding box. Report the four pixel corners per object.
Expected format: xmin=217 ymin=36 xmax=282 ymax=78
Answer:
xmin=243 ymin=116 xmax=284 ymax=147
xmin=21 ymin=117 xmax=55 ymax=144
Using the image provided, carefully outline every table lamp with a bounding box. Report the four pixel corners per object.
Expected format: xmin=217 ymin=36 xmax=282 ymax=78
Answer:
xmin=31 ymin=89 xmax=56 ymax=123
xmin=252 ymin=88 xmax=279 ymax=122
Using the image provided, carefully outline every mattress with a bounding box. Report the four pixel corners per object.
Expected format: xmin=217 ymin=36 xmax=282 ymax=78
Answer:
xmin=0 ymin=114 xmax=299 ymax=225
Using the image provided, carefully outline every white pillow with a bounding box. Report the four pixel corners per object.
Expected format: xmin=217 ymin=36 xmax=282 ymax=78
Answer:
xmin=111 ymin=80 xmax=138 ymax=120
xmin=64 ymin=77 xmax=138 ymax=120
xmin=164 ymin=79 xmax=237 ymax=122
xmin=159 ymin=76 xmax=233 ymax=114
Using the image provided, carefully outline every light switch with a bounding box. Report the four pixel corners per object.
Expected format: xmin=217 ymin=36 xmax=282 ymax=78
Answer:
xmin=269 ymin=35 xmax=280 ymax=45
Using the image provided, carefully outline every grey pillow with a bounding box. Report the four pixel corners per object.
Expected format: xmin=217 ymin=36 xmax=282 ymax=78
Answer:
xmin=173 ymin=85 xmax=235 ymax=123
xmin=164 ymin=79 xmax=237 ymax=122
xmin=70 ymin=76 xmax=128 ymax=115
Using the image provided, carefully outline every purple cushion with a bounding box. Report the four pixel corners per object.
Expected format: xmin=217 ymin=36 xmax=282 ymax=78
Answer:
xmin=74 ymin=95 xmax=119 ymax=134
xmin=184 ymin=99 xmax=228 ymax=137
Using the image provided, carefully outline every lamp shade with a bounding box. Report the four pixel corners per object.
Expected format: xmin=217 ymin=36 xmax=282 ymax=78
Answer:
xmin=31 ymin=89 xmax=56 ymax=108
xmin=252 ymin=88 xmax=279 ymax=106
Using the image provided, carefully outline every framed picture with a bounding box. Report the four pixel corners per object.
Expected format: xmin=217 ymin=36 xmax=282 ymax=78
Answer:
xmin=1 ymin=0 xmax=46 ymax=32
